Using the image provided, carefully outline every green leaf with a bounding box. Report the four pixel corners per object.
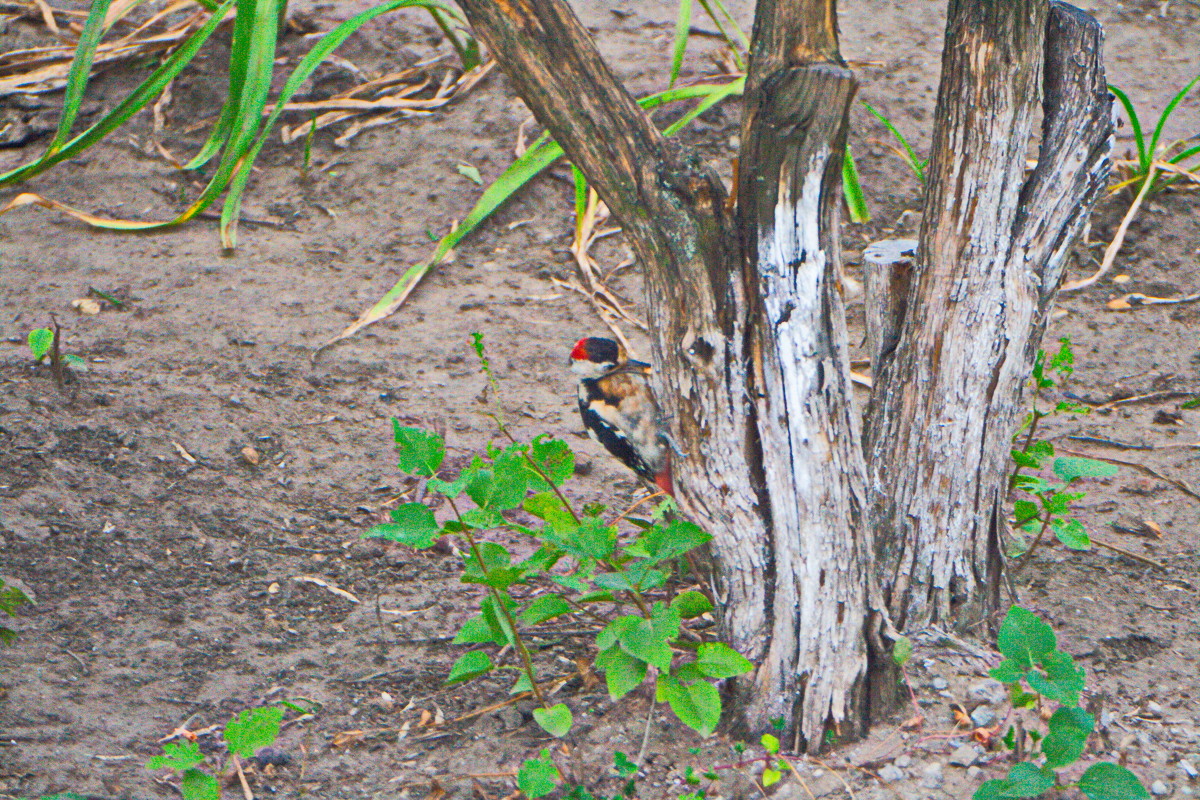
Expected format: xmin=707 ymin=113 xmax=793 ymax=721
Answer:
xmin=62 ymin=354 xmax=87 ymax=370
xmin=1078 ymin=762 xmax=1150 ymax=800
xmin=509 ymin=672 xmax=533 ymax=695
xmin=460 ymin=507 xmax=505 ymax=529
xmin=989 ymin=658 xmax=1026 ymax=685
xmin=224 ymin=706 xmax=284 ymax=758
xmin=671 ymin=590 xmax=713 ymax=619
xmin=998 ymin=762 xmax=1056 ymax=797
xmin=650 ymin=602 xmax=682 ymax=644
xmin=1053 ymin=456 xmax=1118 ymax=483
xmin=391 ymin=423 xmax=445 ymax=476
xmin=762 ymin=766 xmax=782 ymax=787
xmin=760 ymin=734 xmax=780 ymax=754
xmin=180 ymin=768 xmax=221 ymax=800
xmin=427 ymin=474 xmax=468 ymax=498
xmin=466 ymin=466 xmax=527 ymax=512
xmin=453 ymin=615 xmax=503 ymax=645
xmin=462 ymin=542 xmax=521 ymax=589
xmin=892 ymin=636 xmax=913 ymax=667
xmin=0 ymin=583 xmax=30 ymax=617
xmin=365 ymin=503 xmax=440 ymax=548
xmin=28 ymin=328 xmax=54 ymax=361
xmin=518 ymin=750 xmax=561 ymax=799
xmin=446 ymin=650 xmax=493 ymax=684
xmin=973 ymin=779 xmax=1008 ymax=800
xmin=532 ymin=703 xmax=573 ymax=738
xmin=1027 ymin=649 xmax=1085 ymax=706
xmin=620 ymin=619 xmax=674 ymax=671
xmin=842 ymin=144 xmax=870 ymax=223
xmin=1046 ymin=490 xmax=1085 ymax=516
xmin=1051 ymin=517 xmax=1091 ymax=550
xmin=529 ymin=435 xmax=574 ymax=488
xmin=613 ymin=751 xmax=638 ymax=777
xmin=456 ymin=163 xmax=483 ymax=184
xmin=565 ymin=516 xmax=617 ymax=560
xmin=1012 ymin=500 xmax=1040 ymax=525
xmin=669 ymin=0 xmax=693 ymax=88
xmin=481 ymin=595 xmax=518 ymax=647
xmin=597 ymin=616 xmax=641 ymax=651
xmin=147 ymin=740 xmax=205 ymax=771
xmin=657 ymin=674 xmax=721 ymax=737
xmin=996 ymin=606 xmax=1057 ymax=670
xmin=518 ymin=595 xmax=573 ymax=626
xmin=693 ymin=643 xmax=753 ymax=679
xmin=1043 ymin=706 xmax=1093 ymax=769
xmin=640 ymin=520 xmax=711 ymax=562
xmin=595 ymin=644 xmax=649 ymax=699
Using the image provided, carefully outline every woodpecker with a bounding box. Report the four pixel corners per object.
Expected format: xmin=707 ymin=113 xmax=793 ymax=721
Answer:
xmin=569 ymin=337 xmax=673 ymax=495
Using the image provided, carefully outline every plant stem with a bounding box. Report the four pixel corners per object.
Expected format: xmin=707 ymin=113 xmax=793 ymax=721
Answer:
xmin=447 ymin=497 xmax=548 ymax=707
xmin=1012 ymin=506 xmax=1053 ymax=574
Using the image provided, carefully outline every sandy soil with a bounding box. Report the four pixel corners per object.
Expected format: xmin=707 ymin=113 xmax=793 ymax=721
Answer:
xmin=2 ymin=1 xmax=1199 ymax=798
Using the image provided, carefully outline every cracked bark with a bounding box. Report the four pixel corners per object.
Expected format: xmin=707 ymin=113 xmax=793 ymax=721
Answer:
xmin=863 ymin=1 xmax=1112 ymax=630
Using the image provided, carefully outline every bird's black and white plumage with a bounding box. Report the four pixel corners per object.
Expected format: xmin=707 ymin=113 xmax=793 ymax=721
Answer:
xmin=568 ymin=337 xmax=673 ymax=495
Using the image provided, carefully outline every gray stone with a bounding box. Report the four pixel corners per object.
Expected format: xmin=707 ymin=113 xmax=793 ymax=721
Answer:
xmin=949 ymin=744 xmax=980 ymax=767
xmin=1180 ymin=760 xmax=1198 ymax=779
xmin=920 ymin=762 xmax=944 ymax=789
xmin=878 ymin=764 xmax=905 ymax=783
xmin=971 ymin=706 xmax=997 ymax=727
xmin=931 ymin=676 xmax=949 ymax=690
xmin=894 ymin=754 xmax=912 ymax=768
xmin=1151 ymin=780 xmax=1171 ymax=796
xmin=967 ymin=766 xmax=983 ymax=782
xmin=967 ymin=679 xmax=1006 ymax=705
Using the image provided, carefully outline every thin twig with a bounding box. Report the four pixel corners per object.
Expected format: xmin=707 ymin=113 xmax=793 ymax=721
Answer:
xmin=232 ymin=754 xmax=254 ymax=800
xmin=1088 ymin=536 xmax=1164 ymax=568
xmin=1060 ymin=162 xmax=1157 ymax=292
xmin=634 ymin=700 xmax=655 ymax=767
xmin=1056 ymin=447 xmax=1200 ymax=502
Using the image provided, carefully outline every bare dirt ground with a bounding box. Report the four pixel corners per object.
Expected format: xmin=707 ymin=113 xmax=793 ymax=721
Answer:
xmin=2 ymin=1 xmax=1199 ymax=798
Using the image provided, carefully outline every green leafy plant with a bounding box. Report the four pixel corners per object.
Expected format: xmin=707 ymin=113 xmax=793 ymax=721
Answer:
xmin=0 ymin=579 xmax=31 ymax=646
xmin=0 ymin=0 xmax=479 ymax=248
xmin=27 ymin=323 xmax=87 ymax=393
xmin=974 ymin=606 xmax=1148 ymax=800
xmin=1109 ymin=74 xmax=1200 ymax=196
xmin=862 ymin=101 xmax=927 ymax=184
xmin=365 ymin=337 xmax=751 ymax=748
xmin=146 ymin=706 xmax=290 ymax=800
xmin=1008 ymin=339 xmax=1116 ymax=569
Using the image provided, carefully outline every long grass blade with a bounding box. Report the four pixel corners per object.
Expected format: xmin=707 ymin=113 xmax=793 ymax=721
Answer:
xmin=0 ymin=2 xmax=232 ymax=187
xmin=328 ymin=77 xmax=746 ymax=348
xmin=862 ymin=101 xmax=925 ymax=183
xmin=702 ymin=0 xmax=749 ymax=52
xmin=321 ymin=133 xmax=564 ymax=351
xmin=669 ymin=0 xmax=693 ymax=88
xmin=572 ymin=164 xmax=588 ymax=238
xmin=46 ymin=0 xmax=113 ymax=156
xmin=185 ymin=0 xmax=256 ymax=170
xmin=1107 ymin=84 xmax=1147 ymax=175
xmin=1146 ymin=72 xmax=1200 ymax=167
xmin=220 ymin=0 xmax=465 ymax=247
xmin=842 ymin=145 xmax=869 ymax=223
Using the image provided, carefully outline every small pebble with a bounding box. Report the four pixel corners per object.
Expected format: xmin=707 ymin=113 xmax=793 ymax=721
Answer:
xmin=894 ymin=754 xmax=912 ymax=768
xmin=966 ymin=766 xmax=982 ymax=781
xmin=920 ymin=762 xmax=944 ymax=789
xmin=1180 ymin=760 xmax=1198 ymax=779
xmin=931 ymin=676 xmax=949 ymax=690
xmin=878 ymin=764 xmax=905 ymax=782
xmin=1151 ymin=780 xmax=1170 ymax=796
xmin=971 ymin=707 xmax=997 ymax=727
xmin=1147 ymin=701 xmax=1166 ymax=718
xmin=967 ymin=679 xmax=1005 ymax=705
xmin=949 ymin=744 xmax=980 ymax=767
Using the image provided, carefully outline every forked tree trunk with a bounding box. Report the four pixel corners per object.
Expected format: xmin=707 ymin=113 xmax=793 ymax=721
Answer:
xmin=452 ymin=0 xmax=1110 ymax=747
xmin=863 ymin=2 xmax=1112 ymax=631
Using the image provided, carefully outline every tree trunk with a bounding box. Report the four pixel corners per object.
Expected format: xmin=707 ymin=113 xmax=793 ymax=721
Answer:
xmin=864 ymin=1 xmax=1112 ymax=630
xmin=453 ymin=0 xmax=1110 ymax=748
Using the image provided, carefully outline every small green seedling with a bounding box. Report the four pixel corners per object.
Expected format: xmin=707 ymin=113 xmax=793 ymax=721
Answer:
xmin=27 ymin=322 xmax=86 ymax=393
xmin=0 ymin=578 xmax=30 ymax=646
xmin=975 ymin=606 xmax=1148 ymax=800
xmin=1009 ymin=339 xmax=1116 ymax=569
xmin=1109 ymin=73 xmax=1200 ymax=196
xmin=146 ymin=706 xmax=289 ymax=800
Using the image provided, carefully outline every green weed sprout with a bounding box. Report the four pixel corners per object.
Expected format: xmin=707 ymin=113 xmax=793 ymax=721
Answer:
xmin=146 ymin=705 xmax=293 ymax=800
xmin=365 ymin=336 xmax=751 ymax=765
xmin=1008 ymin=339 xmax=1117 ymax=569
xmin=0 ymin=579 xmax=30 ymax=646
xmin=1109 ymin=73 xmax=1200 ymax=196
xmin=28 ymin=323 xmax=87 ymax=394
xmin=975 ymin=606 xmax=1148 ymax=800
